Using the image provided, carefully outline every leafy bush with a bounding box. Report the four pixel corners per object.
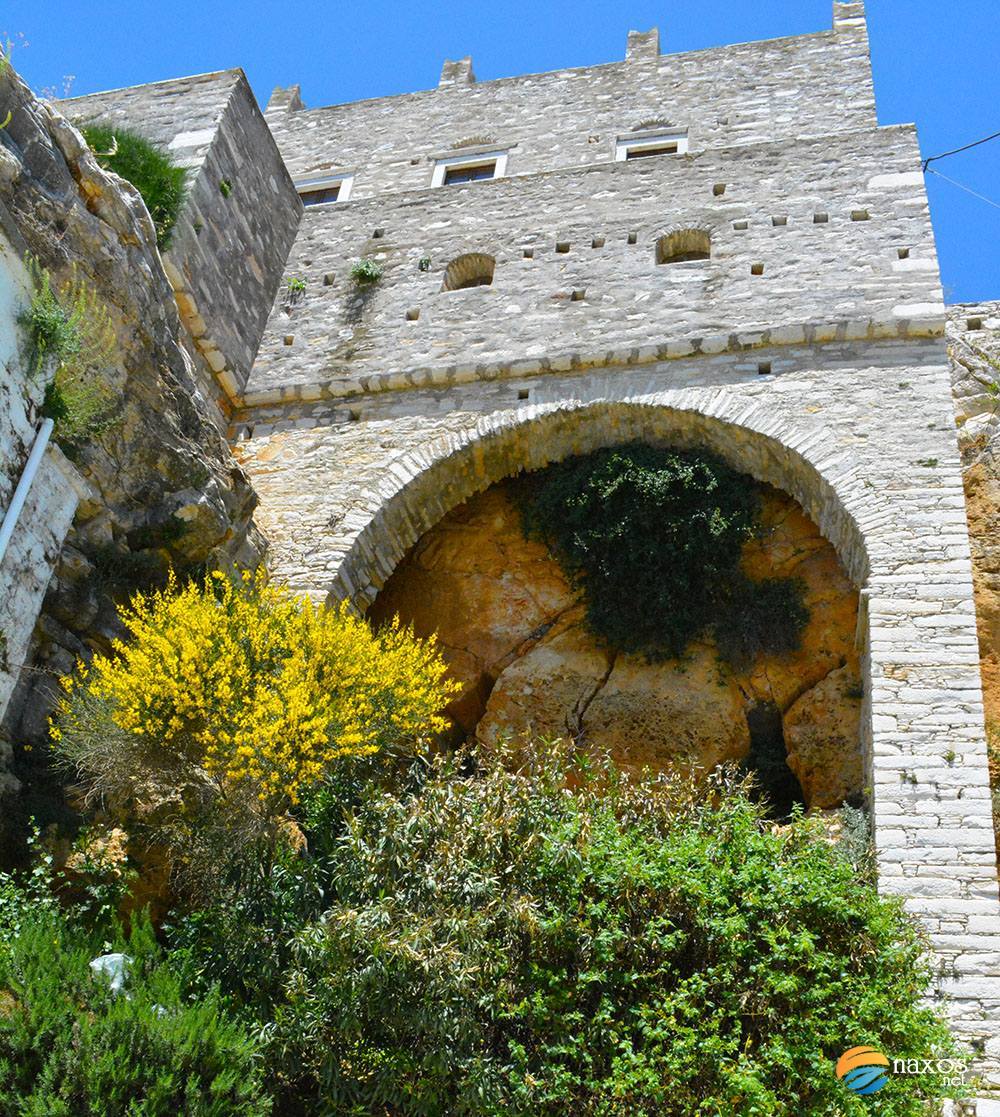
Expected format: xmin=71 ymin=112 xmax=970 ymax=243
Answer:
xmin=172 ymin=744 xmax=962 ymax=1115
xmin=80 ymin=124 xmax=186 ymax=250
xmin=0 ymin=908 xmax=269 ymax=1116
xmin=518 ymin=443 xmax=809 ymax=663
xmin=350 ymin=258 xmax=383 ymax=285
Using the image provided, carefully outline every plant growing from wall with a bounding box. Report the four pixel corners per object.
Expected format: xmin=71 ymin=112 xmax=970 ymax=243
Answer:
xmin=351 ymin=258 xmax=383 ymax=285
xmin=518 ymin=442 xmax=809 ymax=663
xmin=283 ymin=274 xmax=306 ymax=311
xmin=79 ymin=124 xmax=187 ymax=250
xmin=18 ymin=264 xmax=81 ymax=374
xmin=20 ymin=260 xmax=119 ymax=456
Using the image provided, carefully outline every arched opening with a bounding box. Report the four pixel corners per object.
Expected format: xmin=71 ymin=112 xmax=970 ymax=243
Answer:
xmin=367 ymin=451 xmax=862 ymax=817
xmin=656 ymin=229 xmax=711 ymax=264
xmin=442 ymin=252 xmax=495 ymax=291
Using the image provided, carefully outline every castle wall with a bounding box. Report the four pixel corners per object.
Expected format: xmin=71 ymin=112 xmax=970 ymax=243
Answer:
xmin=62 ymin=71 xmax=301 ymax=404
xmin=246 ymin=123 xmax=940 ymax=403
xmin=265 ymin=5 xmax=874 ymax=197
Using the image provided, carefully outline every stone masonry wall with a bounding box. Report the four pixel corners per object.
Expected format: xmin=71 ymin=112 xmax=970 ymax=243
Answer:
xmin=247 ymin=124 xmax=939 ymax=404
xmin=63 ymin=71 xmax=301 ymax=404
xmin=264 ymin=4 xmax=873 ymax=198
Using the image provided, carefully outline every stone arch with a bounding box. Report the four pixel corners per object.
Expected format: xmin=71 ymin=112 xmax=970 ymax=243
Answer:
xmin=655 ymin=227 xmax=711 ymax=264
xmin=328 ymin=393 xmax=869 ymax=611
xmin=442 ymin=252 xmax=495 ymax=291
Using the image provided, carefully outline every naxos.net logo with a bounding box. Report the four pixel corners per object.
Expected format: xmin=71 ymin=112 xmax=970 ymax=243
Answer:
xmin=835 ymin=1047 xmax=891 ymax=1095
xmin=835 ymin=1046 xmax=968 ymax=1096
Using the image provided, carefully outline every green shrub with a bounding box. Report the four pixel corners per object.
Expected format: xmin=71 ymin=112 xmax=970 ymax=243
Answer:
xmin=18 ymin=266 xmax=80 ymax=374
xmin=20 ymin=260 xmax=119 ymax=456
xmin=0 ymin=908 xmax=269 ymax=1116
xmin=80 ymin=124 xmax=186 ymax=250
xmin=350 ymin=258 xmax=383 ymax=285
xmin=173 ymin=744 xmax=962 ymax=1115
xmin=518 ymin=443 xmax=809 ymax=663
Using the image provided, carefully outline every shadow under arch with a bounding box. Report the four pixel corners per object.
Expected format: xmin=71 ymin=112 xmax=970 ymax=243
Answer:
xmin=327 ymin=394 xmax=870 ymax=611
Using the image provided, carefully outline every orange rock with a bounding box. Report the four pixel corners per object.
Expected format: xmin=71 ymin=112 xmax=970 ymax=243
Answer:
xmin=369 ymin=484 xmax=579 ymax=731
xmin=783 ymin=661 xmax=864 ymax=809
xmin=581 ymin=640 xmax=751 ymax=775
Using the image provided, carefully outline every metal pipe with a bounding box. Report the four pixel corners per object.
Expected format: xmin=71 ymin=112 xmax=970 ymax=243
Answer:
xmin=0 ymin=417 xmax=54 ymax=569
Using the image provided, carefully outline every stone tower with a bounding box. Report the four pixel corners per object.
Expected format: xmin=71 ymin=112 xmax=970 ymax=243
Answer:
xmin=58 ymin=0 xmax=1000 ymax=1087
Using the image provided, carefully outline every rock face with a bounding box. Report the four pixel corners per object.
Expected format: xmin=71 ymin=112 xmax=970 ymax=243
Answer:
xmin=0 ymin=68 xmax=263 ymax=807
xmin=370 ymin=478 xmax=863 ymax=808
xmin=950 ymin=306 xmax=1000 ymax=731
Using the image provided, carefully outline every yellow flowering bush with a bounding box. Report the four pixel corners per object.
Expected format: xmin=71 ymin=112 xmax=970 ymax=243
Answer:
xmin=53 ymin=571 xmax=457 ymax=813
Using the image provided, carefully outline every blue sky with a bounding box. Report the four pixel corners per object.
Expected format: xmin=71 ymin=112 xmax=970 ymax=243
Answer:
xmin=6 ymin=0 xmax=998 ymax=303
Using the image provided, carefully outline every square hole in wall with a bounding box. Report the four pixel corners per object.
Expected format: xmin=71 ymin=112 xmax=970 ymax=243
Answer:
xmin=750 ymin=263 xmax=765 ymax=276
xmin=967 ymin=316 xmax=984 ymax=331
xmin=556 ymin=241 xmax=570 ymax=253
xmin=571 ymin=288 xmax=586 ymax=301
xmin=713 ymin=183 xmax=726 ymax=196
xmin=517 ymin=388 xmax=530 ymax=400
xmin=758 ymin=360 xmax=772 ymax=375
xmin=851 ymin=209 xmax=870 ymax=221
xmin=323 ymin=272 xmax=335 ymax=286
xmin=772 ymin=216 xmax=787 ymax=227
xmin=898 ymin=247 xmax=910 ymax=259
xmin=523 ymin=247 xmax=534 ymax=259
xmin=592 ymin=236 xmax=605 ymax=248
xmin=405 ymin=307 xmax=420 ymax=321
xmin=283 ymin=334 xmax=294 ymax=346
xmin=813 ymin=213 xmax=829 ymax=224
xmin=733 ymin=219 xmax=749 ymax=231
xmin=373 ymin=228 xmax=386 ymax=238
xmin=627 ymin=232 xmax=638 ymax=245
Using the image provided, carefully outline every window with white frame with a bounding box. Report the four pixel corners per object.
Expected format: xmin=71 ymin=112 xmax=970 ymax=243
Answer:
xmin=615 ymin=130 xmax=689 ymax=162
xmin=431 ymin=149 xmax=509 ymax=188
xmin=295 ymin=173 xmax=355 ymax=206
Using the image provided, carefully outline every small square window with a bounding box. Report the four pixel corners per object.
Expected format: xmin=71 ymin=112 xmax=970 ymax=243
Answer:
xmin=432 ymin=150 xmax=509 ymax=187
xmin=897 ymin=247 xmax=910 ymax=259
xmin=615 ymin=130 xmax=688 ymax=162
xmin=296 ymin=173 xmax=354 ymax=205
xmin=443 ymin=162 xmax=496 ymax=185
xmin=301 ymin=185 xmax=340 ymax=205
